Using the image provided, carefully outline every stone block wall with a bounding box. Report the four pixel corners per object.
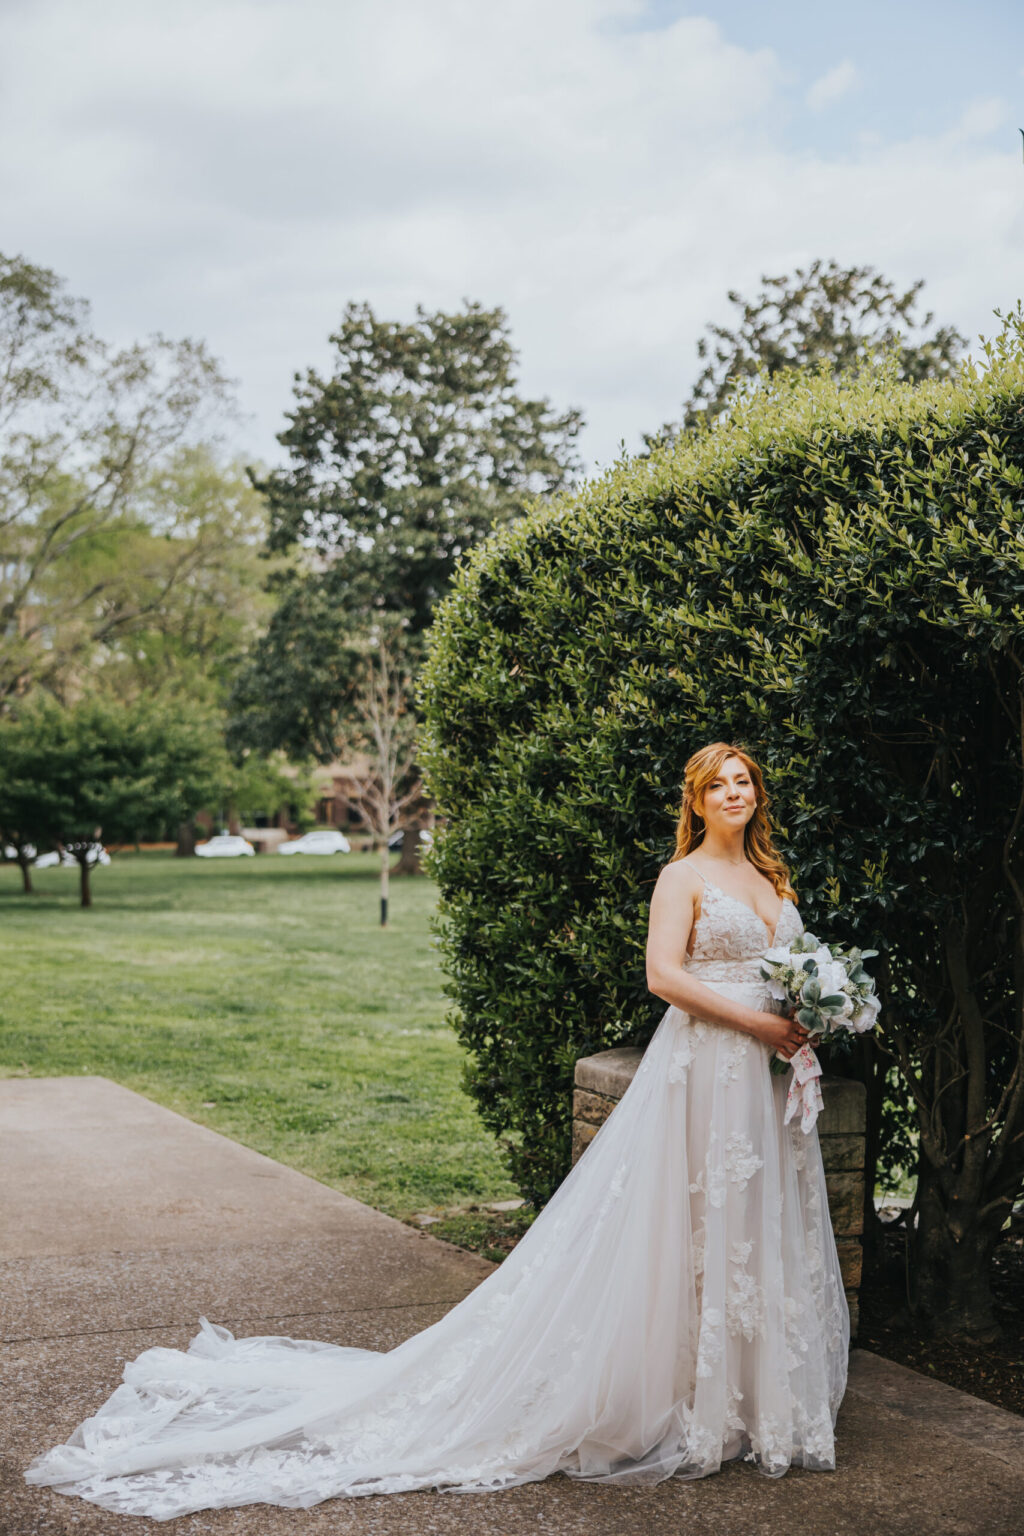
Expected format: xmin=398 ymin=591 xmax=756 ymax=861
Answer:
xmin=572 ymin=1048 xmax=867 ymax=1336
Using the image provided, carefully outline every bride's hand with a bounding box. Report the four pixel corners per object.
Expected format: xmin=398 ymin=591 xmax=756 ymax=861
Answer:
xmin=752 ymin=1010 xmax=810 ymax=1060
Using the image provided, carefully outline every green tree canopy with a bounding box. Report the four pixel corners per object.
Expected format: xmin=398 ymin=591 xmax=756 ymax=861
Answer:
xmin=649 ymin=258 xmax=967 ymax=445
xmin=234 ymin=301 xmax=583 ymax=764
xmin=0 ymin=696 xmax=225 ymax=904
xmin=94 ymin=446 xmax=280 ymax=708
xmin=256 ymin=300 xmax=583 ymax=630
xmin=0 ymin=252 xmax=236 ymax=705
xmin=0 ymin=723 xmax=62 ymax=893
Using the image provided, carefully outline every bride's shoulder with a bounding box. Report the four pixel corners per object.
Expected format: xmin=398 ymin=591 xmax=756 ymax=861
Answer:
xmin=653 ymin=856 xmax=704 ymax=900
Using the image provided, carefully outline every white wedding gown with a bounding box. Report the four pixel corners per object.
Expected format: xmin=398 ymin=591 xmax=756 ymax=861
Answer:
xmin=26 ymin=880 xmax=849 ymax=1519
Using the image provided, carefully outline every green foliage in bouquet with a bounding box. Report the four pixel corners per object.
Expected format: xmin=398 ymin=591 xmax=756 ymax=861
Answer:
xmin=421 ymin=311 xmax=1024 ymax=1337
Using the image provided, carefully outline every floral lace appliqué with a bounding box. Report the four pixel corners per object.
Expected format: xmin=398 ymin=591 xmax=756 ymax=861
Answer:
xmin=723 ymin=1131 xmax=763 ymax=1191
xmin=668 ymin=1035 xmax=696 ymax=1085
xmin=718 ymin=1035 xmax=749 ymax=1084
xmin=695 ymin=1306 xmax=724 ymax=1379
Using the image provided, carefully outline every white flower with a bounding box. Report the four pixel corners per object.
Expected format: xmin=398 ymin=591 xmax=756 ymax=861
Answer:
xmin=763 ymin=929 xmax=880 ymax=1042
xmin=764 ymin=945 xmax=796 ymax=966
xmin=851 ymin=994 xmax=881 ymax=1032
xmin=819 ymin=960 xmax=849 ymax=996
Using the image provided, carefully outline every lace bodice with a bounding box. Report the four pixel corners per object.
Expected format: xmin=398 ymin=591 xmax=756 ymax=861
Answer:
xmin=687 ymin=878 xmax=803 ymax=986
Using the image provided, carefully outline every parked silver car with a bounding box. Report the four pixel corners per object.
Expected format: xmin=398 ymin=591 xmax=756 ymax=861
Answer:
xmin=195 ymin=835 xmax=255 ymax=858
xmin=387 ymin=828 xmax=434 ymax=850
xmin=278 ymin=830 xmax=351 ymax=856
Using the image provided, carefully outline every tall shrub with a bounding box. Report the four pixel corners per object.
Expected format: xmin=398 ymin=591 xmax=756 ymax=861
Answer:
xmin=421 ymin=315 xmax=1024 ymax=1338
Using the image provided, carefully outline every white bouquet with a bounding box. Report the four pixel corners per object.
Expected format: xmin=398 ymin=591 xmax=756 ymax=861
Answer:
xmin=759 ymin=932 xmax=880 ymax=1132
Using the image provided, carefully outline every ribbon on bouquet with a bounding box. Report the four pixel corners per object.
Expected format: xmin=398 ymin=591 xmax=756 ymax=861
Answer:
xmin=777 ymin=1042 xmax=824 ymax=1134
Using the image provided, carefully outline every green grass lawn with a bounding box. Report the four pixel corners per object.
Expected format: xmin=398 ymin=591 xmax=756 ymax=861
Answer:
xmin=0 ymin=852 xmax=523 ymax=1230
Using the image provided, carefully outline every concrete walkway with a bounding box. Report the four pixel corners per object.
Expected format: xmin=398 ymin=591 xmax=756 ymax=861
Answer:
xmin=2 ymin=1078 xmax=1022 ymax=1536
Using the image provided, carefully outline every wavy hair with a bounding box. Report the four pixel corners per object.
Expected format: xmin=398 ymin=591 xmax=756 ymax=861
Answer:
xmin=669 ymin=741 xmax=797 ymax=902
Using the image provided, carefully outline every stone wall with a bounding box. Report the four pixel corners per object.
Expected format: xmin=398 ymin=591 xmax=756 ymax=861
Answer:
xmin=572 ymin=1047 xmax=866 ymax=1336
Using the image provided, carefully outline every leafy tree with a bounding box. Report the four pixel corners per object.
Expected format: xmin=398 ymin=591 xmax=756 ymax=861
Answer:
xmin=0 ymin=252 xmax=234 ymax=704
xmin=0 ymin=696 xmax=224 ymax=905
xmin=255 ymin=300 xmax=583 ymax=630
xmin=422 ymin=316 xmax=1024 ymax=1339
xmin=233 ymin=302 xmax=583 ymax=812
xmin=0 ymin=724 xmax=60 ymax=892
xmin=229 ymin=580 xmax=368 ymax=763
xmin=649 ymin=259 xmax=967 ymax=445
xmin=212 ymin=750 xmax=317 ymax=837
xmin=94 ymin=447 xmax=280 ymax=707
xmin=337 ymin=624 xmax=426 ymax=923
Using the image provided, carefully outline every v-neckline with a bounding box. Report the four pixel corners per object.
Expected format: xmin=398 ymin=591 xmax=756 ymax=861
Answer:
xmin=694 ymin=871 xmax=786 ymax=947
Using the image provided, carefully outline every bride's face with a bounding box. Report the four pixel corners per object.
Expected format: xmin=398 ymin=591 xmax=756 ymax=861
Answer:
xmin=700 ymin=756 xmax=756 ymax=833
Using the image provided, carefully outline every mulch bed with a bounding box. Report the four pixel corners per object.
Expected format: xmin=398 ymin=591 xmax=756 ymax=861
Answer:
xmin=857 ymin=1221 xmax=1024 ymax=1417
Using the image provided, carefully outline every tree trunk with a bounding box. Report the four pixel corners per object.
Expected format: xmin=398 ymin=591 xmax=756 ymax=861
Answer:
xmin=79 ymin=856 xmax=92 ymax=909
xmin=392 ymin=826 xmax=422 ymax=876
xmin=379 ymin=841 xmax=390 ymax=927
xmin=176 ymin=821 xmax=196 ymax=857
xmin=910 ymin=1158 xmax=1002 ymax=1338
xmin=17 ymin=854 xmax=33 ymax=895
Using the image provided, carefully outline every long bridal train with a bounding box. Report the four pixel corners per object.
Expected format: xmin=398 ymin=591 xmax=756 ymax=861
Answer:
xmin=26 ymin=885 xmax=849 ymax=1519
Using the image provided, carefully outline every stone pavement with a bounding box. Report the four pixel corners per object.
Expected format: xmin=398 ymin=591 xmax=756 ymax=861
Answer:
xmin=2 ymin=1077 xmax=1022 ymax=1536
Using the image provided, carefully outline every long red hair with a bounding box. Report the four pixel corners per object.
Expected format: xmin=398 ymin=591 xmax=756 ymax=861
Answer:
xmin=670 ymin=741 xmax=797 ymax=902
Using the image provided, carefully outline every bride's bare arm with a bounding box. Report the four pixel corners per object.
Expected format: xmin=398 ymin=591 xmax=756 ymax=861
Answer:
xmin=645 ymin=862 xmax=808 ymax=1058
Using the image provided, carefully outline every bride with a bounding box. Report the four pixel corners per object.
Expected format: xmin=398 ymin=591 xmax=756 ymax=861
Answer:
xmin=26 ymin=741 xmax=850 ymax=1519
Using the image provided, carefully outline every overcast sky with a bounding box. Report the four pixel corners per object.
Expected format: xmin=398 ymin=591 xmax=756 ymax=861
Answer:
xmin=1 ymin=0 xmax=1021 ymax=474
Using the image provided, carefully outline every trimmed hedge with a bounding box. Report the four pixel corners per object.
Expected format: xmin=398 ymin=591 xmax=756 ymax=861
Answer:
xmin=420 ymin=315 xmax=1024 ymax=1289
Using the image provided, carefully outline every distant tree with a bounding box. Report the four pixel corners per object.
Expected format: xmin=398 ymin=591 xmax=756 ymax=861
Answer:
xmin=255 ymin=300 xmax=583 ymax=631
xmin=229 ymin=581 xmax=368 ymax=763
xmin=0 ymin=252 xmax=234 ymax=705
xmin=319 ymin=623 xmax=424 ymax=924
xmin=0 ymin=696 xmax=224 ymax=905
xmin=0 ymin=722 xmax=60 ymax=892
xmin=648 ymin=259 xmax=968 ymax=445
xmin=233 ymin=303 xmax=584 ymax=851
xmin=96 ymin=447 xmax=280 ymax=707
xmin=212 ymin=751 xmax=317 ymax=838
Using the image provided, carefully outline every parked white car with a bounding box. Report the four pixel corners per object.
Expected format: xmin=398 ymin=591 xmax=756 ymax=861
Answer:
xmin=195 ymin=835 xmax=255 ymax=859
xmin=387 ymin=828 xmax=434 ymax=851
xmin=2 ymin=843 xmax=36 ymax=862
xmin=33 ymin=843 xmax=111 ymax=869
xmin=278 ymin=830 xmax=351 ymax=856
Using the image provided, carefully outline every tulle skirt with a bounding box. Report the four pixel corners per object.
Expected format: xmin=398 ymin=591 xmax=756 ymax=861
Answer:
xmin=26 ymin=983 xmax=850 ymax=1519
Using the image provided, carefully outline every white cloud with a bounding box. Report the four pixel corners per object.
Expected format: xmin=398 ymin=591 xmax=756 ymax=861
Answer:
xmin=0 ymin=1 xmax=1017 ymax=475
xmin=955 ymin=96 xmax=1007 ymax=138
xmin=805 ymin=59 xmax=860 ymax=111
